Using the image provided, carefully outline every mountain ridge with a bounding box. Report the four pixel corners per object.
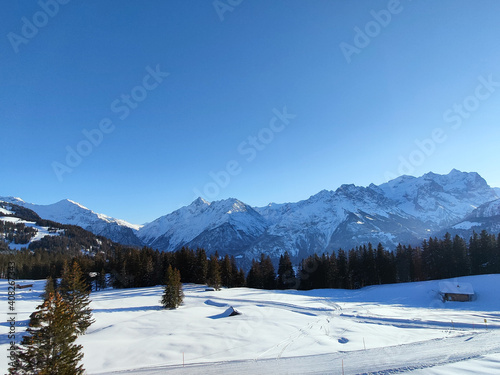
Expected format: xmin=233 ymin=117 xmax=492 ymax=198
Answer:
xmin=2 ymin=170 xmax=499 ymax=264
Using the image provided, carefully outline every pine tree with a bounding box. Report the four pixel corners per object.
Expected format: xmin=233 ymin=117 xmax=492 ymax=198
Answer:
xmin=60 ymin=261 xmax=95 ymax=335
xmin=194 ymin=248 xmax=208 ymax=284
xmin=277 ymin=251 xmax=296 ymax=289
xmin=260 ymin=254 xmax=276 ymax=290
xmin=336 ymin=249 xmax=349 ymax=289
xmin=97 ymin=267 xmax=107 ymax=290
xmin=221 ymin=254 xmax=233 ymax=288
xmin=234 ymin=267 xmax=246 ymax=287
xmin=161 ymin=265 xmax=184 ymax=309
xmin=9 ymin=283 xmax=84 ymax=374
xmin=246 ymin=259 xmax=263 ymax=289
xmin=40 ymin=276 xmax=56 ymax=301
xmin=207 ymin=253 xmax=222 ymax=290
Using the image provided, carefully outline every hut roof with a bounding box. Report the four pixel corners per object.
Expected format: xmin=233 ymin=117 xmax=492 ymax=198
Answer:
xmin=439 ymin=281 xmax=474 ymax=295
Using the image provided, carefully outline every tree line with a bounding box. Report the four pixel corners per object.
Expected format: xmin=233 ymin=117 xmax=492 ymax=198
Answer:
xmin=2 ymin=230 xmax=500 ymax=293
xmin=295 ymin=230 xmax=500 ymax=290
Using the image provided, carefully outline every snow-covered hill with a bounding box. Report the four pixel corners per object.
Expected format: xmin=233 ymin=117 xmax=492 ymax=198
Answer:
xmin=0 ymin=205 xmax=63 ymax=250
xmin=0 ymin=197 xmax=143 ymax=246
xmin=2 ymin=275 xmax=499 ymax=374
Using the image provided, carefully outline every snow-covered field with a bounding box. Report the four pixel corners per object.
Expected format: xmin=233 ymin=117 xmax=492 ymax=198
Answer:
xmin=1 ymin=275 xmax=499 ymax=374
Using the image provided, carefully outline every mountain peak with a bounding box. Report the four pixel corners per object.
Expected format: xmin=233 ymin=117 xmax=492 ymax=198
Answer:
xmin=0 ymin=196 xmax=25 ymax=204
xmin=191 ymin=197 xmax=211 ymax=206
xmin=56 ymin=199 xmax=90 ymax=211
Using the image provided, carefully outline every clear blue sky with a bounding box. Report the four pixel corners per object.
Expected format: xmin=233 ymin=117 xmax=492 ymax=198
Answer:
xmin=1 ymin=0 xmax=500 ymax=224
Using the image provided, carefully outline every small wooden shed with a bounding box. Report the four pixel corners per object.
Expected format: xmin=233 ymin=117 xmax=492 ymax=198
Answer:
xmin=439 ymin=282 xmax=474 ymax=302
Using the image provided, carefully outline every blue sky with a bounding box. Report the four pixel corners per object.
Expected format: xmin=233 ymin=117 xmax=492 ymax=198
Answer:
xmin=1 ymin=0 xmax=500 ymax=224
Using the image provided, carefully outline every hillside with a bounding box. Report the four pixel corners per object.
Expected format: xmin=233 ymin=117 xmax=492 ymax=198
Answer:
xmin=1 ymin=274 xmax=499 ymax=374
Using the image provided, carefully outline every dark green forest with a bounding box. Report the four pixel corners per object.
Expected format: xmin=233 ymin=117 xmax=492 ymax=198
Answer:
xmin=1 ymin=226 xmax=499 ymax=291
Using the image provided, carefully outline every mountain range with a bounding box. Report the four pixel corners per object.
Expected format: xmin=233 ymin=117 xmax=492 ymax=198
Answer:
xmin=2 ymin=170 xmax=499 ymax=265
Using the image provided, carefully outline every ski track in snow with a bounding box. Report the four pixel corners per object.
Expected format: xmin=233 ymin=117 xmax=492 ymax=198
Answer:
xmin=2 ymin=275 xmax=500 ymax=375
xmin=92 ymin=332 xmax=500 ymax=374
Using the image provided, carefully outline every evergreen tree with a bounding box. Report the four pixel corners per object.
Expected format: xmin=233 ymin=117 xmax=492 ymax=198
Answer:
xmin=452 ymin=235 xmax=469 ymax=277
xmin=363 ymin=244 xmax=377 ymax=286
xmin=348 ymin=249 xmax=361 ymax=289
xmin=59 ymin=261 xmax=95 ymax=335
xmin=234 ymin=267 xmax=246 ymax=287
xmin=336 ymin=249 xmax=349 ymax=289
xmin=469 ymin=231 xmax=481 ymax=275
xmin=9 ymin=283 xmax=84 ymax=374
xmin=246 ymin=259 xmax=263 ymax=289
xmin=260 ymin=254 xmax=276 ymax=290
xmin=395 ymin=244 xmax=410 ymax=282
xmin=40 ymin=276 xmax=56 ymax=301
xmin=97 ymin=267 xmax=107 ymax=291
xmin=161 ymin=265 xmax=184 ymax=309
xmin=207 ymin=253 xmax=222 ymax=290
xmin=220 ymin=254 xmax=233 ymax=288
xmin=376 ymin=243 xmax=396 ymax=284
xmin=175 ymin=247 xmax=196 ymax=283
xmin=194 ymin=248 xmax=208 ymax=284
xmin=277 ymin=251 xmax=296 ymax=289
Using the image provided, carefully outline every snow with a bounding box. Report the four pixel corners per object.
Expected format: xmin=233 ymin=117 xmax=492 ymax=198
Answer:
xmin=453 ymin=221 xmax=482 ymax=230
xmin=3 ymin=170 xmax=499 ymax=258
xmin=494 ymin=187 xmax=500 ymax=197
xmin=377 ymin=170 xmax=497 ymax=226
xmin=1 ymin=274 xmax=499 ymax=374
xmin=468 ymin=198 xmax=500 ymax=218
xmin=0 ymin=216 xmax=61 ymax=250
xmin=439 ymin=281 xmax=474 ymax=295
xmin=0 ymin=206 xmax=13 ymax=215
xmin=0 ymin=196 xmax=143 ymax=232
xmin=138 ymin=198 xmax=267 ymax=249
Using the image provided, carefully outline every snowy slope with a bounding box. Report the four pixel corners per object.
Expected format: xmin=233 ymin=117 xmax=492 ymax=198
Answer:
xmin=1 ymin=274 xmax=499 ymax=374
xmin=0 ymin=206 xmax=13 ymax=215
xmin=0 ymin=215 xmax=63 ymax=250
xmin=0 ymin=197 xmax=143 ymax=246
xmin=467 ymin=198 xmax=500 ymax=219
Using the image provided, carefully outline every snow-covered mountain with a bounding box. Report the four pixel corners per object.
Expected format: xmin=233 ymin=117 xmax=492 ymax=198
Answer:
xmin=138 ymin=197 xmax=267 ymax=254
xmin=0 ymin=197 xmax=143 ymax=246
xmin=374 ymin=169 xmax=497 ymax=227
xmin=3 ymin=170 xmax=499 ymax=263
xmin=138 ymin=169 xmax=499 ymax=264
xmin=448 ymin=198 xmax=500 ymax=238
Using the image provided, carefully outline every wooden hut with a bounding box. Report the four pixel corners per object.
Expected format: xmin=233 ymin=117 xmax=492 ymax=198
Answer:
xmin=439 ymin=282 xmax=474 ymax=302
